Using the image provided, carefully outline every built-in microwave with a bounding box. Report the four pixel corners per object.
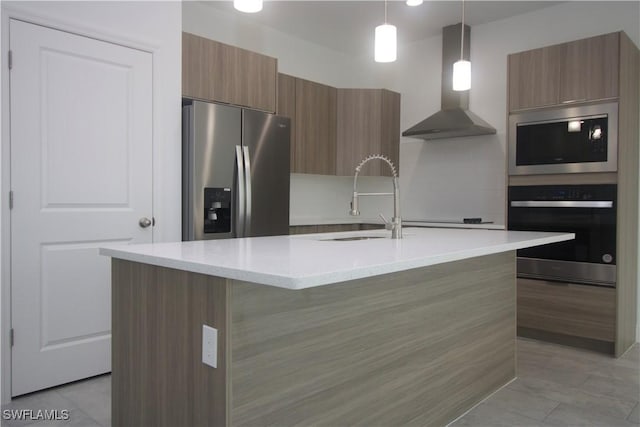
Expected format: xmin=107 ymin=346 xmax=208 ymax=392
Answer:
xmin=508 ymin=102 xmax=618 ymax=175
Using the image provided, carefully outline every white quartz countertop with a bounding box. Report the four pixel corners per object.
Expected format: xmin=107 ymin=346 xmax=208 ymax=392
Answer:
xmin=100 ymin=228 xmax=573 ymax=290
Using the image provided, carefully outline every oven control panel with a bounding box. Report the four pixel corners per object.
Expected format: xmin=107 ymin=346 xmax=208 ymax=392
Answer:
xmin=509 ymin=184 xmax=617 ymax=202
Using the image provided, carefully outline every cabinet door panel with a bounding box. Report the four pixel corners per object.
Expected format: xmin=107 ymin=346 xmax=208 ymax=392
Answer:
xmin=517 ymin=278 xmax=615 ymax=341
xmin=294 ymin=79 xmax=336 ymax=174
xmin=235 ymin=48 xmax=277 ymax=112
xmin=277 ymin=73 xmax=297 ymax=170
xmin=559 ymin=33 xmax=619 ymax=104
xmin=336 ymin=89 xmax=400 ymax=177
xmin=336 ymin=89 xmax=383 ymax=176
xmin=183 ymin=32 xmax=225 ymax=102
xmin=508 ymin=45 xmax=561 ymax=111
xmin=380 ymin=90 xmax=401 ymax=177
xmin=182 ymin=32 xmax=276 ymax=112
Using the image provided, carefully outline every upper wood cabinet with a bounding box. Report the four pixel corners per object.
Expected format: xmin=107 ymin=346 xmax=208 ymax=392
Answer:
xmin=294 ymin=78 xmax=337 ymax=175
xmin=182 ymin=32 xmax=277 ymax=113
xmin=278 ymin=73 xmax=337 ymax=174
xmin=277 ymin=73 xmax=297 ymax=170
xmin=336 ymin=89 xmax=401 ymax=176
xmin=508 ymin=45 xmax=561 ymax=111
xmin=509 ymin=32 xmax=620 ymax=111
xmin=277 ymin=74 xmax=401 ymax=177
xmin=558 ymin=32 xmax=619 ymax=104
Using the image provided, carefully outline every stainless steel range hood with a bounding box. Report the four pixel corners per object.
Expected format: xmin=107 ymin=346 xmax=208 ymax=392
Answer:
xmin=402 ymin=24 xmax=496 ymax=140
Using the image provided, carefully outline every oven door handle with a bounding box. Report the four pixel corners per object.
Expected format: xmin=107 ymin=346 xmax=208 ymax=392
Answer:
xmin=510 ymin=200 xmax=613 ymax=208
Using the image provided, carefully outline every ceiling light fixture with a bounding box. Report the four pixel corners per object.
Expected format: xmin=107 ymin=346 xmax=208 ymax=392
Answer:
xmin=406 ymin=0 xmax=423 ymax=6
xmin=452 ymin=0 xmax=471 ymax=91
xmin=234 ymin=0 xmax=263 ymax=13
xmin=375 ymin=0 xmax=397 ymax=63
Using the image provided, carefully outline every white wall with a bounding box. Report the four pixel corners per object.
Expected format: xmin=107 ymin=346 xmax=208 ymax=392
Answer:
xmin=290 ymin=174 xmax=394 ymax=224
xmin=0 ymin=0 xmax=182 ymax=403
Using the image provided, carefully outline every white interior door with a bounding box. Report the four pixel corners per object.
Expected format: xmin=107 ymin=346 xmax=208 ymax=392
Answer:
xmin=9 ymin=19 xmax=153 ymax=396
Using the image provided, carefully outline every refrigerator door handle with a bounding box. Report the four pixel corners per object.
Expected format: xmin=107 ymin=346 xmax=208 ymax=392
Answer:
xmin=242 ymin=146 xmax=252 ymax=237
xmin=235 ymin=145 xmax=246 ymax=237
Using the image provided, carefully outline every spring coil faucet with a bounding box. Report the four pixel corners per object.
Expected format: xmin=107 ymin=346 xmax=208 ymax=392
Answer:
xmin=350 ymin=154 xmax=402 ymax=239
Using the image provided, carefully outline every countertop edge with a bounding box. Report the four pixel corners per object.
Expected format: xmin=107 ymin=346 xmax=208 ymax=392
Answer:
xmin=100 ymin=231 xmax=574 ymax=290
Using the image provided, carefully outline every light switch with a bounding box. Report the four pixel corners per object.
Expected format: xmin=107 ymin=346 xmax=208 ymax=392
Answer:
xmin=202 ymin=324 xmax=217 ymax=368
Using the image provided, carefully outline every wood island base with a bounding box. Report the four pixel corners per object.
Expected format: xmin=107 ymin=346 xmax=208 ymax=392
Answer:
xmin=112 ymin=251 xmax=516 ymax=427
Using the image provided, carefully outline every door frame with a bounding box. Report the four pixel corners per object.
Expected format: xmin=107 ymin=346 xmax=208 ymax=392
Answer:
xmin=0 ymin=4 xmax=177 ymax=403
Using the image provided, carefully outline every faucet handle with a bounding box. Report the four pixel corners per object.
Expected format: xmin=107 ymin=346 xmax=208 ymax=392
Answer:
xmin=379 ymin=213 xmax=393 ymax=230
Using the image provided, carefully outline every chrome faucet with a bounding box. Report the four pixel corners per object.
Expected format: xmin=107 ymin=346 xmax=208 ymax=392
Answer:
xmin=349 ymin=154 xmax=402 ymax=239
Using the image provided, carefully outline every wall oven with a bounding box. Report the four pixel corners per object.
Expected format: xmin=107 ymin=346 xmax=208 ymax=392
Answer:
xmin=509 ymin=102 xmax=618 ymax=175
xmin=508 ymin=184 xmax=616 ymax=287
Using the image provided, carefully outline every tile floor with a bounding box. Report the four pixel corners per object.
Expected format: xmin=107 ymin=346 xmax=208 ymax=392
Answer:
xmin=452 ymin=339 xmax=640 ymax=427
xmin=2 ymin=338 xmax=638 ymax=427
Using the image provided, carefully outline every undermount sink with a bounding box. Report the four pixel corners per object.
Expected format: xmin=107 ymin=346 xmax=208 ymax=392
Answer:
xmin=322 ymin=236 xmax=387 ymax=241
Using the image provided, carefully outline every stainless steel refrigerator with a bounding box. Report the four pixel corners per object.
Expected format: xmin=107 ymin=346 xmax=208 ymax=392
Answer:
xmin=182 ymin=100 xmax=290 ymax=241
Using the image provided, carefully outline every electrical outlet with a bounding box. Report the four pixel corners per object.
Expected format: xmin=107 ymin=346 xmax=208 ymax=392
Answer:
xmin=202 ymin=325 xmax=217 ymax=368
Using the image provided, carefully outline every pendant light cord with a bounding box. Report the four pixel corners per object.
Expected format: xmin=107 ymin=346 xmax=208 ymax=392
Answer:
xmin=384 ymin=0 xmax=388 ymax=23
xmin=460 ymin=0 xmax=465 ymax=60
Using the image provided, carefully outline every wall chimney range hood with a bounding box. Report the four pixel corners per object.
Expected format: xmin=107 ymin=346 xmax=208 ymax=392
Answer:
xmin=402 ymin=24 xmax=496 ymax=140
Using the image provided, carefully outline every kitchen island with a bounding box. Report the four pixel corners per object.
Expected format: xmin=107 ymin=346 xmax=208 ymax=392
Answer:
xmin=101 ymin=228 xmax=573 ymax=427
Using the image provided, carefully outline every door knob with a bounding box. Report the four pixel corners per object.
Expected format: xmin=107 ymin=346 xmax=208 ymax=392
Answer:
xmin=139 ymin=217 xmax=152 ymax=228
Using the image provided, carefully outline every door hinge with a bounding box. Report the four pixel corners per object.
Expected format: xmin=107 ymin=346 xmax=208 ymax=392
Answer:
xmin=9 ymin=191 xmax=13 ymax=209
xmin=8 ymin=50 xmax=12 ymax=70
xmin=10 ymin=329 xmax=14 ymax=347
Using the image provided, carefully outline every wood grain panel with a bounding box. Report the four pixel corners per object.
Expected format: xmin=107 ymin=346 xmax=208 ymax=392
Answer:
xmin=230 ymin=252 xmax=516 ymax=427
xmin=288 ymin=225 xmax=318 ymax=235
xmin=517 ymin=278 xmax=616 ymax=342
xmin=234 ymin=48 xmax=277 ymax=113
xmin=559 ymin=33 xmax=619 ymax=104
xmin=381 ymin=89 xmax=401 ymax=177
xmin=336 ymin=89 xmax=383 ymax=176
xmin=316 ymin=224 xmax=360 ymax=233
xmin=357 ymin=223 xmax=385 ymax=231
xmin=615 ymin=31 xmax=639 ymax=357
xmin=182 ymin=32 xmax=276 ymax=112
xmin=336 ymin=89 xmax=401 ymax=177
xmin=328 ymin=85 xmax=337 ymax=172
xmin=277 ymin=73 xmax=296 ymax=118
xmin=112 ymin=260 xmax=229 ymax=427
xmin=289 ymin=224 xmax=383 ymax=234
xmin=517 ymin=327 xmax=615 ymax=354
xmin=182 ymin=32 xmax=218 ymax=101
xmin=294 ymin=78 xmax=337 ymax=174
xmin=508 ymin=45 xmax=561 ymax=111
xmin=277 ymin=73 xmax=297 ymax=169
xmin=288 ymin=224 xmax=362 ymax=235
xmin=508 ymin=172 xmax=618 ymax=186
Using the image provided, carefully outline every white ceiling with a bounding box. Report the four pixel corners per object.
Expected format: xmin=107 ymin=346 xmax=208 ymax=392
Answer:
xmin=202 ymin=1 xmax=564 ymax=55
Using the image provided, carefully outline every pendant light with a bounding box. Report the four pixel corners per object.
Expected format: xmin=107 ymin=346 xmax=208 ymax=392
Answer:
xmin=452 ymin=0 xmax=471 ymax=91
xmin=406 ymin=0 xmax=423 ymax=6
xmin=375 ymin=0 xmax=397 ymax=63
xmin=234 ymin=0 xmax=263 ymax=13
